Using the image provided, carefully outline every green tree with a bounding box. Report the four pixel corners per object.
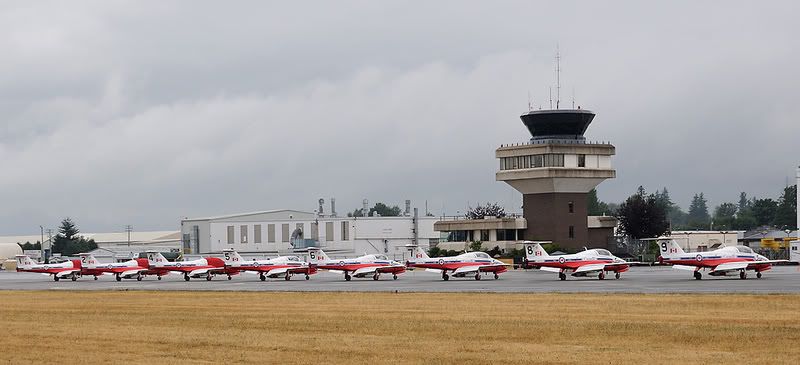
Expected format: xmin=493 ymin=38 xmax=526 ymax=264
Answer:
xmin=687 ymin=193 xmax=710 ymax=229
xmin=17 ymin=241 xmax=41 ymax=250
xmin=465 ymin=202 xmax=506 ymax=219
xmin=587 ymin=189 xmax=611 ymax=215
xmin=654 ymin=187 xmax=688 ymax=229
xmin=751 ymin=198 xmax=778 ymax=226
xmin=347 ymin=202 xmax=402 ymax=217
xmin=469 ymin=241 xmax=483 ymax=252
xmin=615 ymin=186 xmax=670 ymax=239
xmin=712 ymin=203 xmax=738 ymax=230
xmin=738 ymin=192 xmax=750 ymax=212
xmin=774 ymin=185 xmax=797 ymax=229
xmin=51 ymin=217 xmax=98 ymax=256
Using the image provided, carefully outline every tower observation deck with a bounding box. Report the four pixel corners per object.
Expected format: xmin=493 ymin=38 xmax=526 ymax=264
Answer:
xmin=496 ymin=108 xmax=616 ymax=250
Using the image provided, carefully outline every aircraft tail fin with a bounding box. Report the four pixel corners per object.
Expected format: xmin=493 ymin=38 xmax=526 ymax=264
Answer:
xmin=523 ymin=242 xmax=550 ymax=261
xmin=146 ymin=251 xmax=169 ymax=267
xmin=78 ymin=253 xmax=100 ymax=268
xmin=222 ymin=249 xmax=244 ymax=266
xmin=15 ymin=255 xmax=35 ymax=270
xmin=658 ymin=239 xmax=686 ymax=258
xmin=407 ymin=245 xmax=430 ymax=260
xmin=307 ymin=248 xmax=329 ymax=264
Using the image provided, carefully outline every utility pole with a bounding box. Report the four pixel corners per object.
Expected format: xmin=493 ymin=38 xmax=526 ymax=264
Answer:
xmin=39 ymin=225 xmax=44 ymax=262
xmin=125 ymin=225 xmax=133 ymax=248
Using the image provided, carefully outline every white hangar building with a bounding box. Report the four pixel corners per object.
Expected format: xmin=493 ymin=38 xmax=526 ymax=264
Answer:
xmin=180 ymin=209 xmax=437 ymax=260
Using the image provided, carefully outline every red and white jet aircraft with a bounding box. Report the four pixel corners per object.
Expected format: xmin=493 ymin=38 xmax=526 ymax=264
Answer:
xmin=307 ymin=248 xmax=405 ymax=281
xmin=146 ymin=251 xmax=238 ymax=281
xmin=78 ymin=253 xmax=148 ymax=281
xmin=521 ymin=241 xmax=636 ymax=280
xmin=14 ymin=255 xmax=81 ymax=281
xmin=405 ymin=245 xmax=508 ymax=281
xmin=222 ymin=249 xmax=317 ymax=281
xmin=657 ymin=239 xmax=785 ymax=280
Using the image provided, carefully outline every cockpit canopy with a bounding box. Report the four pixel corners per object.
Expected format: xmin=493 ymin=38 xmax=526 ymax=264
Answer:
xmin=473 ymin=252 xmax=490 ymax=259
xmin=734 ymin=246 xmax=753 ymax=254
xmin=594 ymin=249 xmax=612 ymax=256
xmin=286 ymin=256 xmax=300 ymax=262
xmin=375 ymin=254 xmax=388 ymax=260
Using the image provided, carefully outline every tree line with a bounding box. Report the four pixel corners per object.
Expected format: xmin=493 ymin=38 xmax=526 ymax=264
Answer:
xmin=596 ymin=185 xmax=798 ymax=240
xmin=17 ymin=218 xmax=97 ymax=260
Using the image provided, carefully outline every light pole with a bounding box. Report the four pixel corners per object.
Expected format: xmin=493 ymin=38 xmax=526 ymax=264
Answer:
xmin=785 ymin=228 xmax=792 ymax=260
xmin=39 ymin=225 xmax=44 ymax=262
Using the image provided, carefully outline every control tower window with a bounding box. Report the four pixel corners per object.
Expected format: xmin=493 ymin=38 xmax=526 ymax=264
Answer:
xmin=578 ymin=154 xmax=586 ymax=167
xmin=568 ymin=226 xmax=575 ymax=239
xmin=568 ymin=201 xmax=574 ymax=213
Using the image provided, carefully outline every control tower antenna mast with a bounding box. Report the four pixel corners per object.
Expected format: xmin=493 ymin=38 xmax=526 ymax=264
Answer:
xmin=549 ymin=87 xmax=552 ymax=109
xmin=555 ymin=45 xmax=561 ymax=110
xmin=527 ymin=90 xmax=532 ymax=111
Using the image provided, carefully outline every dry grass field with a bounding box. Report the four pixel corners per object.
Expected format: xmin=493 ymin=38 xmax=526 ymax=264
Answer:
xmin=0 ymin=291 xmax=798 ymax=364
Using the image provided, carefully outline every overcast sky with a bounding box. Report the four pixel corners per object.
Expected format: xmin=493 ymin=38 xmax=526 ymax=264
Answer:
xmin=1 ymin=1 xmax=798 ymax=234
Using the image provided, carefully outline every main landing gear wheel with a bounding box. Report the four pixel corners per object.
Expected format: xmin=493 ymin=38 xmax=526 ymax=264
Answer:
xmin=137 ymin=274 xmax=143 ymax=281
xmin=54 ymin=276 xmax=60 ymax=282
xmin=206 ymin=274 xmax=212 ymax=281
xmin=372 ymin=273 xmax=379 ymax=281
xmin=305 ymin=274 xmax=310 ymax=280
xmin=260 ymin=274 xmax=266 ymax=281
xmin=94 ymin=276 xmax=98 ymax=281
xmin=71 ymin=276 xmax=77 ymax=281
xmin=393 ymin=274 xmax=398 ymax=280
xmin=157 ymin=276 xmax=162 ymax=281
xmin=693 ymin=271 xmax=702 ymax=280
xmin=442 ymin=273 xmax=449 ymax=281
xmin=227 ymin=275 xmax=232 ymax=280
xmin=285 ymin=274 xmax=291 ymax=281
xmin=344 ymin=273 xmax=352 ymax=281
xmin=739 ymin=271 xmax=747 ymax=280
xmin=184 ymin=275 xmax=190 ymax=282
xmin=598 ymin=272 xmax=605 ymax=280
xmin=494 ymin=273 xmax=499 ymax=280
xmin=559 ymin=272 xmax=566 ymax=281
xmin=116 ymin=274 xmax=122 ymax=282
xmin=757 ymin=272 xmax=762 ymax=279
xmin=474 ymin=273 xmax=481 ymax=281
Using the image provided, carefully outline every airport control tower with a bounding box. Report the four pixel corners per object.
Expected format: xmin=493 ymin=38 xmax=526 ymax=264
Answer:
xmin=496 ymin=108 xmax=615 ymax=250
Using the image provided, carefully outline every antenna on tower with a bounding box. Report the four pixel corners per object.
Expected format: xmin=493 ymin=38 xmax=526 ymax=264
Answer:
xmin=527 ymin=90 xmax=532 ymax=111
xmin=572 ymin=87 xmax=575 ymax=109
xmin=555 ymin=45 xmax=561 ymax=110
xmin=549 ymin=87 xmax=553 ymax=109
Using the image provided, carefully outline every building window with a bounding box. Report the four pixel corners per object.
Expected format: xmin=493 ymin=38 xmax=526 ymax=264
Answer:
xmin=568 ymin=225 xmax=575 ymax=239
xmin=240 ymin=225 xmax=248 ymax=243
xmin=578 ymin=154 xmax=586 ymax=167
xmin=267 ymin=224 xmax=275 ymax=243
xmin=341 ymin=221 xmax=349 ymax=241
xmin=227 ymin=226 xmax=234 ymax=244
xmin=448 ymin=230 xmax=467 ymax=242
xmin=568 ymin=201 xmax=574 ymax=213
xmin=254 ymin=225 xmax=262 ymax=243
xmin=282 ymin=224 xmax=290 ymax=243
xmin=480 ymin=230 xmax=489 ymax=241
xmin=183 ymin=234 xmax=191 ymax=250
xmin=325 ymin=222 xmax=334 ymax=241
xmin=311 ymin=222 xmax=319 ymax=240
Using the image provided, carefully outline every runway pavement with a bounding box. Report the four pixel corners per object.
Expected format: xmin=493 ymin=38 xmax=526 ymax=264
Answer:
xmin=1 ymin=266 xmax=798 ymax=293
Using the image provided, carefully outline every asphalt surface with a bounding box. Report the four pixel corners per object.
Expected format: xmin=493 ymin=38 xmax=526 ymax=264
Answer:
xmin=1 ymin=265 xmax=799 ymax=293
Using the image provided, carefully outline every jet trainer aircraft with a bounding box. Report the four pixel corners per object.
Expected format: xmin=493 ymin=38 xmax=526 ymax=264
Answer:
xmin=78 ymin=253 xmax=148 ymax=281
xmin=307 ymin=248 xmax=405 ymax=281
xmin=146 ymin=251 xmax=238 ymax=281
xmin=657 ymin=239 xmax=785 ymax=280
xmin=520 ymin=241 xmax=636 ymax=280
xmin=222 ymin=249 xmax=317 ymax=281
xmin=405 ymin=245 xmax=508 ymax=281
xmin=14 ymin=255 xmax=81 ymax=281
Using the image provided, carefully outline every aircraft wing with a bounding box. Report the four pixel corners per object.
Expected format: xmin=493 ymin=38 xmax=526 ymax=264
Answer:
xmin=54 ymin=269 xmax=80 ymax=277
xmin=573 ymin=263 xmax=607 ymax=274
xmin=265 ymin=267 xmax=289 ymax=276
xmin=671 ymin=264 xmax=698 ymax=271
xmin=452 ymin=266 xmax=481 ymax=275
xmin=376 ymin=265 xmax=406 ymax=274
xmin=120 ymin=269 xmax=145 ymax=277
xmin=538 ymin=266 xmax=561 ymax=273
xmin=188 ymin=268 xmax=211 ymax=277
xmin=712 ymin=262 xmax=750 ymax=272
xmin=352 ymin=267 xmax=379 ymax=276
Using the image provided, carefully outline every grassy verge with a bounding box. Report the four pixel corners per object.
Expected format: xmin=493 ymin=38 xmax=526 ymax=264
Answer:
xmin=1 ymin=291 xmax=797 ymax=364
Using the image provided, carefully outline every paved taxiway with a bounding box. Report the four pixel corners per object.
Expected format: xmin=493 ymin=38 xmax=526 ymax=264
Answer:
xmin=1 ymin=266 xmax=798 ymax=293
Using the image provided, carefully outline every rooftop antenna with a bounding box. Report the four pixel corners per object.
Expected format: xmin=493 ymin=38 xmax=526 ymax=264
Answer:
xmin=572 ymin=87 xmax=575 ymax=109
xmin=527 ymin=90 xmax=532 ymax=111
xmin=555 ymin=45 xmax=561 ymax=110
xmin=549 ymin=87 xmax=553 ymax=109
